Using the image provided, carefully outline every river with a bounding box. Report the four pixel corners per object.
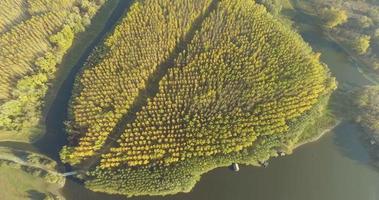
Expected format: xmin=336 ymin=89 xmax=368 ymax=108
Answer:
xmin=2 ymin=2 xmax=379 ymax=200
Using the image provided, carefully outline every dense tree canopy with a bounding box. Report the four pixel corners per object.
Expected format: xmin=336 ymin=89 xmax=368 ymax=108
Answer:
xmin=321 ymin=7 xmax=348 ymax=28
xmin=0 ymin=0 xmax=106 ymax=140
xmin=62 ymin=0 xmax=336 ymax=196
xmin=63 ymin=0 xmax=214 ymax=162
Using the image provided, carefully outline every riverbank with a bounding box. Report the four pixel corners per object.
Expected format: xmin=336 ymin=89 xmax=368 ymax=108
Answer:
xmin=289 ymin=0 xmax=379 ymax=84
xmin=2 ymin=0 xmax=378 ymax=199
xmin=283 ymin=94 xmax=339 ymax=153
xmin=0 ymin=0 xmax=121 ymax=144
xmin=287 ymin=0 xmax=379 ymax=169
xmin=0 ymin=1 xmax=127 ymax=199
xmin=42 ymin=0 xmax=121 ymax=118
xmin=292 ymin=118 xmax=341 ymax=150
xmin=323 ymin=32 xmax=379 ymax=85
xmin=350 ymin=86 xmax=379 ymax=170
xmin=38 ymin=0 xmax=121 ymax=145
xmin=0 ymin=130 xmax=42 ymax=144
xmin=64 ymin=2 xmax=379 ymax=199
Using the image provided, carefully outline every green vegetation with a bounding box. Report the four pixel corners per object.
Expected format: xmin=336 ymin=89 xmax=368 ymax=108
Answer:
xmin=62 ymin=0 xmax=215 ymax=163
xmin=321 ymin=7 xmax=348 ymax=29
xmin=0 ymin=147 xmax=57 ymax=169
xmin=0 ymin=148 xmax=65 ymax=199
xmin=288 ymin=96 xmax=337 ymax=149
xmin=353 ymin=35 xmax=371 ymax=55
xmin=352 ymin=86 xmax=379 ymax=167
xmin=293 ymin=0 xmax=379 ymax=75
xmin=0 ymin=166 xmax=58 ymax=200
xmin=353 ymin=86 xmax=379 ymax=137
xmin=87 ymin=95 xmax=335 ymax=197
xmin=0 ymin=0 xmax=107 ymax=142
xmin=61 ymin=0 xmax=336 ymax=196
xmin=256 ymin=0 xmax=294 ymax=16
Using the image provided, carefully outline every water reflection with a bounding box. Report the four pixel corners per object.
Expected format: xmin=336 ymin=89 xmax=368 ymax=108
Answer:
xmin=333 ymin=122 xmax=370 ymax=165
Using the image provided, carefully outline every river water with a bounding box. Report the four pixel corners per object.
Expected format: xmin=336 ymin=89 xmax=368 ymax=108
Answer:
xmin=3 ymin=2 xmax=379 ymax=200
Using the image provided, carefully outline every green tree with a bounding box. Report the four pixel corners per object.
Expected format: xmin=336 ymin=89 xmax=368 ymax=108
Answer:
xmin=353 ymin=35 xmax=371 ymax=55
xmin=321 ymin=7 xmax=348 ymax=28
xmin=256 ymin=0 xmax=283 ymax=16
xmin=60 ymin=146 xmax=81 ymax=164
xmin=49 ymin=25 xmax=74 ymax=57
xmin=35 ymin=53 xmax=57 ymax=76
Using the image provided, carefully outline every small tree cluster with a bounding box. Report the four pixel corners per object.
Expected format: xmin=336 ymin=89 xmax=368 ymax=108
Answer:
xmin=321 ymin=7 xmax=348 ymax=29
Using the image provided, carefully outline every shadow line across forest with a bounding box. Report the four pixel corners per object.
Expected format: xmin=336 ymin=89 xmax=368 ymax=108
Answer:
xmin=79 ymin=0 xmax=220 ymax=171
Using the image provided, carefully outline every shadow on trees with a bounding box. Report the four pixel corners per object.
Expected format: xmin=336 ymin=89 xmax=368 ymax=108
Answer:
xmin=78 ymin=0 xmax=220 ymax=172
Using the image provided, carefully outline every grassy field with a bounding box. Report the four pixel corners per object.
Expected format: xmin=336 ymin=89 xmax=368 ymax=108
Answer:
xmin=0 ymin=166 xmax=61 ymax=200
xmin=0 ymin=147 xmax=64 ymax=199
xmin=0 ymin=127 xmax=42 ymax=143
xmin=292 ymin=111 xmax=338 ymax=150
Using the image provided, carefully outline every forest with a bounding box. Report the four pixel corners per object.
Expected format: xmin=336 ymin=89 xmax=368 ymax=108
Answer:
xmin=0 ymin=0 xmax=106 ymax=142
xmin=61 ymin=0 xmax=336 ymax=196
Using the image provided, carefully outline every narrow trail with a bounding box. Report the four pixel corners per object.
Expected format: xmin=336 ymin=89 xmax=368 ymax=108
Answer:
xmin=78 ymin=0 xmax=220 ymax=172
xmin=0 ymin=154 xmax=77 ymax=177
xmin=356 ymin=65 xmax=379 ymax=85
xmin=0 ymin=154 xmax=61 ymax=177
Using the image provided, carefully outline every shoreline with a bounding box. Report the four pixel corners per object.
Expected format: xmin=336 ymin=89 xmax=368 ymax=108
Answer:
xmin=323 ymin=31 xmax=379 ymax=85
xmin=41 ymin=0 xmax=121 ymax=118
xmin=0 ymin=2 xmax=123 ymax=199
xmin=0 ymin=0 xmax=121 ymax=144
xmin=290 ymin=0 xmax=379 ymax=85
xmin=292 ymin=120 xmax=341 ymax=150
xmin=2 ymin=1 xmax=367 ymax=198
